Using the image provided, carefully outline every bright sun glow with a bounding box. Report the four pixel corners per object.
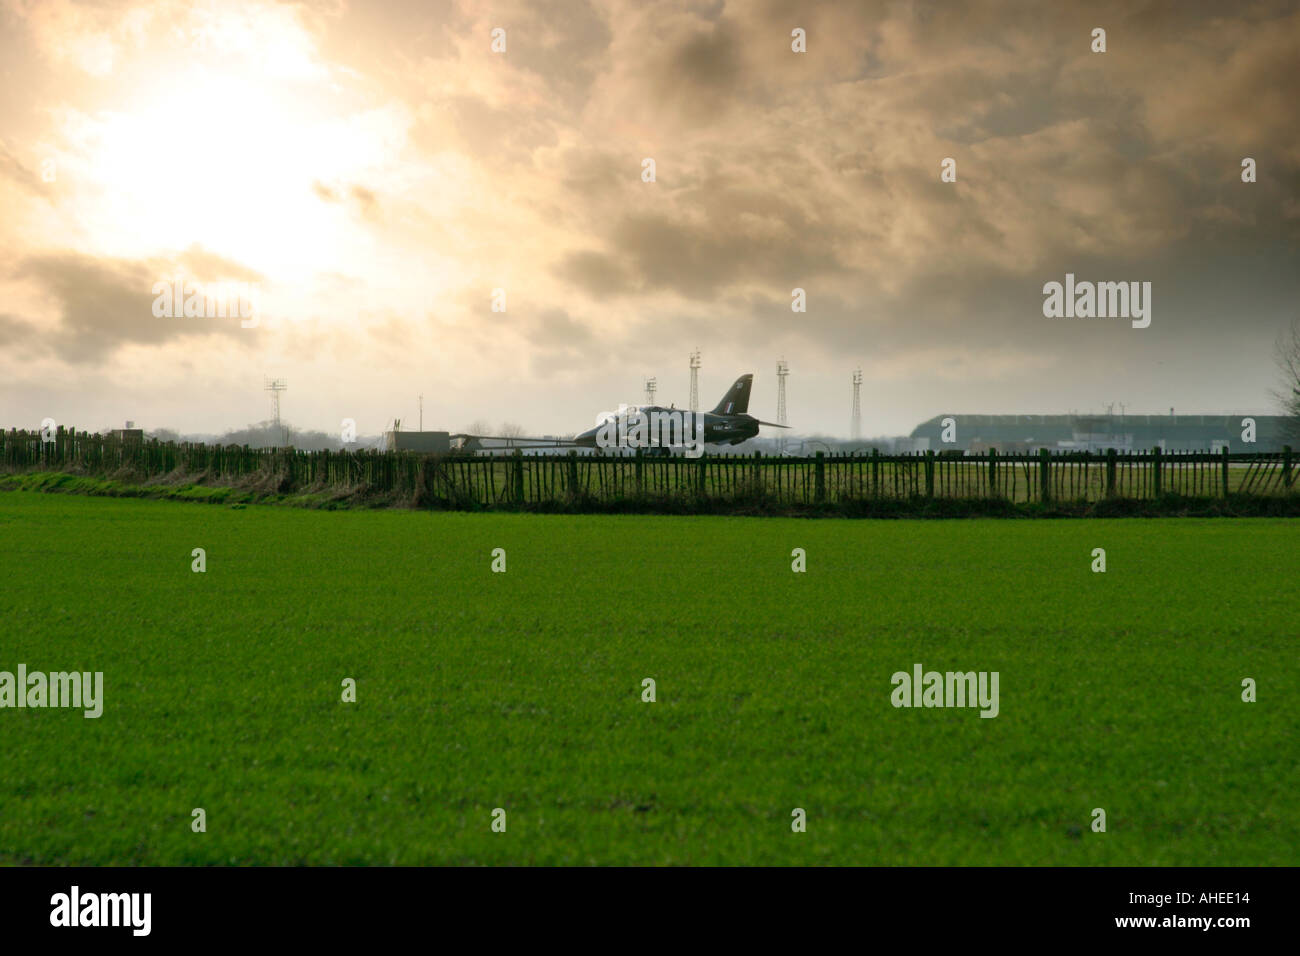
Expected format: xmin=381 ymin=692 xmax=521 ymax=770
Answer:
xmin=86 ymin=67 xmax=350 ymax=274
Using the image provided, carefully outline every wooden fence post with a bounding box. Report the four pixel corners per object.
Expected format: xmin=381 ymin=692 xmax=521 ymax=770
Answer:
xmin=814 ymin=451 xmax=826 ymax=503
xmin=924 ymin=450 xmax=935 ymax=498
xmin=1221 ymin=446 xmax=1230 ymax=497
xmin=634 ymin=448 xmax=644 ymax=496
xmin=871 ymin=448 xmax=880 ymax=498
xmin=1039 ymin=448 xmax=1051 ymax=502
xmin=1284 ymin=445 xmax=1293 ymax=490
xmin=1152 ymin=446 xmax=1162 ymax=497
xmin=988 ymin=448 xmax=998 ymax=498
xmin=1106 ymin=447 xmax=1117 ymax=498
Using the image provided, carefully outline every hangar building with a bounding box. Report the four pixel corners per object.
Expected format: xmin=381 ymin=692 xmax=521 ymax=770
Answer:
xmin=904 ymin=414 xmax=1293 ymax=453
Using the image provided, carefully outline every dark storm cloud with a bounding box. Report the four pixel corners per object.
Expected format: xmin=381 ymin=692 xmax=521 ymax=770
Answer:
xmin=606 ymin=206 xmax=850 ymax=297
xmin=540 ymin=0 xmax=1298 ymax=342
xmin=557 ymin=147 xmax=627 ymax=200
xmin=487 ymin=0 xmax=614 ymax=107
xmin=9 ymin=250 xmax=261 ymax=364
xmin=554 ymin=250 xmax=635 ymax=298
xmin=399 ymin=0 xmax=614 ymax=164
xmin=650 ymin=23 xmax=744 ymax=124
xmin=0 ymin=313 xmax=39 ymax=351
xmin=553 ymin=156 xmax=859 ymax=300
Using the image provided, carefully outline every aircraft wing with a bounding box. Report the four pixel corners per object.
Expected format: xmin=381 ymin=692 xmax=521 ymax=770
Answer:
xmin=449 ymin=433 xmax=582 ymax=447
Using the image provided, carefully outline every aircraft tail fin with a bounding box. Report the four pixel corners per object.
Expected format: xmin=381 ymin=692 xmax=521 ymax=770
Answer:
xmin=711 ymin=373 xmax=753 ymax=415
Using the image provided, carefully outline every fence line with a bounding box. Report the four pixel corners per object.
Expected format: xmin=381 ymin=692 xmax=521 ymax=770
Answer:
xmin=2 ymin=427 xmax=1295 ymax=508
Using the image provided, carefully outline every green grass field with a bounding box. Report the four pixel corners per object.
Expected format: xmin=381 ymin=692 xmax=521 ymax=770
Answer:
xmin=1 ymin=491 xmax=1296 ymax=865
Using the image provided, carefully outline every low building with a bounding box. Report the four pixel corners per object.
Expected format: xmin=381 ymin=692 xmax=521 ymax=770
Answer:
xmin=910 ymin=414 xmax=1292 ymax=453
xmin=383 ymin=430 xmax=451 ymax=453
xmin=110 ymin=421 xmax=144 ymax=444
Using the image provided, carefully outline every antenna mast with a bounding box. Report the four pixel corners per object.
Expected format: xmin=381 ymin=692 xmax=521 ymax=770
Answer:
xmin=264 ymin=378 xmax=288 ymax=446
xmin=776 ymin=359 xmax=789 ymax=454
xmin=689 ymin=349 xmax=701 ymax=412
xmin=851 ymin=368 xmax=863 ymax=441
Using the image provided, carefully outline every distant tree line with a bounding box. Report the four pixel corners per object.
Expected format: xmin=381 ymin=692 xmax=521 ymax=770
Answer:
xmin=145 ymin=421 xmax=382 ymax=451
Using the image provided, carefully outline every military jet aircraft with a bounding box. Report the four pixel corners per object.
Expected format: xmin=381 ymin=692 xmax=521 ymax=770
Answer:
xmin=453 ymin=373 xmax=787 ymax=453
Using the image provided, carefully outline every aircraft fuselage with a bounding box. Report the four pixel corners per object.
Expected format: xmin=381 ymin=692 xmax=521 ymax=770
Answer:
xmin=572 ymin=407 xmax=761 ymax=450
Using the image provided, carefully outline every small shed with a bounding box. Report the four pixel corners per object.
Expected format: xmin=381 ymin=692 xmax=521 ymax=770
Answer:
xmin=383 ymin=431 xmax=451 ymax=453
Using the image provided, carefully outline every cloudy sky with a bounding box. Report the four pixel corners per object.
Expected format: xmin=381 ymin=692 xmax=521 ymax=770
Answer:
xmin=1 ymin=0 xmax=1297 ymax=438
